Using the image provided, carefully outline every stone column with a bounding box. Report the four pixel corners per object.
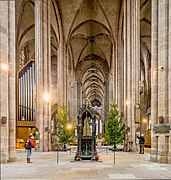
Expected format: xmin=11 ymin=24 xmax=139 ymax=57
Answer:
xmin=51 ymin=1 xmax=65 ymax=106
xmin=108 ymin=42 xmax=115 ymax=105
xmin=151 ymin=0 xmax=171 ymax=163
xmin=51 ymin=55 xmax=58 ymax=105
xmin=0 ymin=1 xmax=16 ymax=162
xmin=117 ymin=0 xmax=124 ymax=112
xmin=108 ymin=75 xmax=114 ymax=105
xmin=79 ymin=82 xmax=83 ymax=107
xmin=158 ymin=0 xmax=169 ymax=121
xmin=124 ymin=0 xmax=140 ymax=148
xmin=104 ymin=81 xmax=109 ymax=122
xmin=70 ymin=81 xmax=78 ymax=124
xmin=57 ymin=42 xmax=65 ymax=104
xmin=169 ymin=0 xmax=171 ymax=163
xmin=117 ymin=35 xmax=124 ymax=112
xmin=35 ymin=0 xmax=51 ymax=151
xmin=150 ymin=0 xmax=159 ymax=161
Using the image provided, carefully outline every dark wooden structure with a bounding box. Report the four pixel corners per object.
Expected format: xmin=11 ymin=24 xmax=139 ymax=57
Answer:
xmin=76 ymin=103 xmax=97 ymax=159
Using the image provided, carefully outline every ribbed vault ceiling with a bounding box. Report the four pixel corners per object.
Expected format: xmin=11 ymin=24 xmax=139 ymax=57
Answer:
xmin=15 ymin=0 xmax=151 ymax=107
xmin=59 ymin=0 xmax=121 ymax=106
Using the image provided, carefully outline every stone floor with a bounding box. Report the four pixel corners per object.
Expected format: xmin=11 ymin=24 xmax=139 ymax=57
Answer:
xmin=1 ymin=148 xmax=171 ymax=180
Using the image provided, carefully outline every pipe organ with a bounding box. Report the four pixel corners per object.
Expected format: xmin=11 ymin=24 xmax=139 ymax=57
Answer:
xmin=17 ymin=59 xmax=36 ymax=126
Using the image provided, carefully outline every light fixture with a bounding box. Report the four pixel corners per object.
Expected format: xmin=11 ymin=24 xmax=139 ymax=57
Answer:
xmin=1 ymin=63 xmax=8 ymax=71
xmin=43 ymin=92 xmax=50 ymax=102
xmin=126 ymin=100 xmax=129 ymax=105
xmin=143 ymin=118 xmax=147 ymax=123
xmin=67 ymin=124 xmax=72 ymax=129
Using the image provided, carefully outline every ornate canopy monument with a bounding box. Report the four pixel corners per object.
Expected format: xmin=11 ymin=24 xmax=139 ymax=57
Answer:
xmin=76 ymin=99 xmax=97 ymax=159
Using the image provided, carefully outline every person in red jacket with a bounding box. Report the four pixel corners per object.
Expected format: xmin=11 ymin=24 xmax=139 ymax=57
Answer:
xmin=26 ymin=133 xmax=35 ymax=163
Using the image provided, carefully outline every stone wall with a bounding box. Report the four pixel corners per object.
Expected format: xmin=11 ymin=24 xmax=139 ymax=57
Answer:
xmin=151 ymin=0 xmax=171 ymax=163
xmin=0 ymin=1 xmax=16 ymax=163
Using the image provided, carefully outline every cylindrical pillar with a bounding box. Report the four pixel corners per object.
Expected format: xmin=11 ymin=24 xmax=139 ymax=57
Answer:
xmin=124 ymin=0 xmax=140 ymax=148
xmin=35 ymin=0 xmax=51 ymax=152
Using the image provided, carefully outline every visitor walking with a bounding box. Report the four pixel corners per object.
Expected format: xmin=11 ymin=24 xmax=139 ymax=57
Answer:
xmin=137 ymin=134 xmax=145 ymax=154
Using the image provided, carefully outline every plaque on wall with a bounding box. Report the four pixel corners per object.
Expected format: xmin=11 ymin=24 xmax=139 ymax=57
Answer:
xmin=153 ymin=125 xmax=170 ymax=133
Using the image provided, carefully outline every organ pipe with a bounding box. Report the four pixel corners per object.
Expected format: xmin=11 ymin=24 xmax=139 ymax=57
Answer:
xmin=25 ymin=72 xmax=28 ymax=121
xmin=32 ymin=63 xmax=35 ymax=121
xmin=30 ymin=66 xmax=33 ymax=121
xmin=19 ymin=78 xmax=21 ymax=121
xmin=21 ymin=74 xmax=24 ymax=118
xmin=26 ymin=70 xmax=29 ymax=121
xmin=17 ymin=60 xmax=35 ymax=123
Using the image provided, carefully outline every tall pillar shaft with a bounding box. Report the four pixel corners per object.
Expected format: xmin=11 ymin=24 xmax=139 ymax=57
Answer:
xmin=108 ymin=44 xmax=115 ymax=105
xmin=70 ymin=81 xmax=78 ymax=125
xmin=124 ymin=0 xmax=140 ymax=146
xmin=151 ymin=0 xmax=158 ymax=154
xmin=117 ymin=1 xmax=124 ymax=112
xmin=35 ymin=0 xmax=51 ymax=152
xmin=158 ymin=0 xmax=169 ymax=117
xmin=117 ymin=38 xmax=124 ymax=112
xmin=0 ymin=1 xmax=16 ymax=162
xmin=151 ymin=0 xmax=171 ymax=163
xmin=57 ymin=42 xmax=66 ymax=105
xmin=169 ymin=0 xmax=171 ymax=162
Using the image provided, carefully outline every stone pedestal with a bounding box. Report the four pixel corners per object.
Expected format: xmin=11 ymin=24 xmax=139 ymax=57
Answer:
xmin=150 ymin=150 xmax=171 ymax=164
xmin=158 ymin=151 xmax=168 ymax=163
xmin=167 ymin=152 xmax=171 ymax=164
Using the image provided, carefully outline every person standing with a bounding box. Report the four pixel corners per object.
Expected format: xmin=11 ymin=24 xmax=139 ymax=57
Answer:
xmin=137 ymin=134 xmax=145 ymax=154
xmin=25 ymin=133 xmax=35 ymax=163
